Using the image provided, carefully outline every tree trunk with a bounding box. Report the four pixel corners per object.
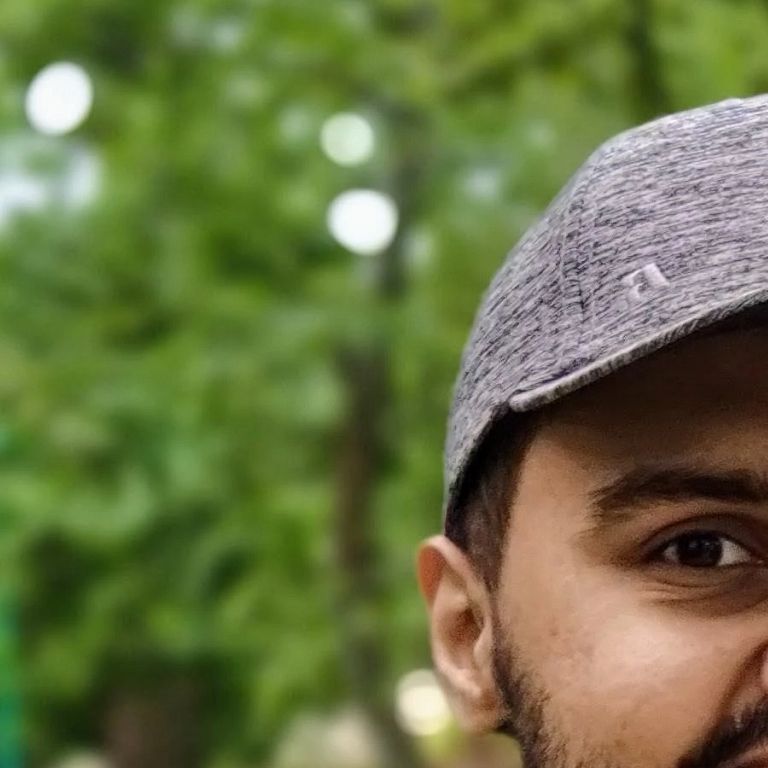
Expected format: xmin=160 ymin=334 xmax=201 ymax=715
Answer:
xmin=104 ymin=681 xmax=202 ymax=768
xmin=625 ymin=0 xmax=671 ymax=121
xmin=335 ymin=344 xmax=424 ymax=768
xmin=332 ymin=107 xmax=429 ymax=768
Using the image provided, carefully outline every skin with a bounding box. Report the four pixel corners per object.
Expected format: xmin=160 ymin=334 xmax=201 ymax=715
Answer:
xmin=419 ymin=327 xmax=768 ymax=768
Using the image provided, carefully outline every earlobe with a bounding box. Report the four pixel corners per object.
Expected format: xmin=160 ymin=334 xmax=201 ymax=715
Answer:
xmin=416 ymin=535 xmax=507 ymax=733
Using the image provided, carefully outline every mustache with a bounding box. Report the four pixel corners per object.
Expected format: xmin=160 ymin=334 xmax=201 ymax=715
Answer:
xmin=679 ymin=699 xmax=768 ymax=768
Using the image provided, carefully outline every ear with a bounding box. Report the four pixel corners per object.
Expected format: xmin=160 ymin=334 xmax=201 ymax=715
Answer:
xmin=417 ymin=535 xmax=507 ymax=733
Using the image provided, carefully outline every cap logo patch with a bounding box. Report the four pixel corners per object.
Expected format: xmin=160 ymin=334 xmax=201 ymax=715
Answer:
xmin=621 ymin=262 xmax=670 ymax=302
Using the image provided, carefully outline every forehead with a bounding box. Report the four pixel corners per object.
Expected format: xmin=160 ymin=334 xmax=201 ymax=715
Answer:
xmin=524 ymin=328 xmax=768 ymax=481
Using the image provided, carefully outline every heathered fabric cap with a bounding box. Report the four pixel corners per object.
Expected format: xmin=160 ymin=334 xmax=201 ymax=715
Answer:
xmin=444 ymin=94 xmax=768 ymax=528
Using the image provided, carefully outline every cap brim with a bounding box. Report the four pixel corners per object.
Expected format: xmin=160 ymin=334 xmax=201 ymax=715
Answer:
xmin=508 ymin=287 xmax=768 ymax=413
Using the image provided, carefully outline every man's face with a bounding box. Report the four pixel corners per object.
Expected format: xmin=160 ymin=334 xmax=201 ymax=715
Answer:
xmin=420 ymin=328 xmax=768 ymax=768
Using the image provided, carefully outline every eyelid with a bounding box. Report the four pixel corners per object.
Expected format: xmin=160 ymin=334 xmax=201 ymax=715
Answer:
xmin=641 ymin=511 xmax=757 ymax=547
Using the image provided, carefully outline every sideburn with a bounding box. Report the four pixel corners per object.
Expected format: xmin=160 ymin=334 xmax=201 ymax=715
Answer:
xmin=490 ymin=607 xmax=573 ymax=768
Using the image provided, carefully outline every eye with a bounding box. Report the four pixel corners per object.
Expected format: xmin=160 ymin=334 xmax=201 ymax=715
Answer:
xmin=653 ymin=531 xmax=757 ymax=568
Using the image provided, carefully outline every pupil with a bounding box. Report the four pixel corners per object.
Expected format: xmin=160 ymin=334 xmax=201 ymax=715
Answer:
xmin=676 ymin=533 xmax=723 ymax=567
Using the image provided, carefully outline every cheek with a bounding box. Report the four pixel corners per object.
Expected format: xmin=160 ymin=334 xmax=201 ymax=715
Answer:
xmin=500 ymin=550 xmax=751 ymax=762
xmin=559 ymin=605 xmax=744 ymax=761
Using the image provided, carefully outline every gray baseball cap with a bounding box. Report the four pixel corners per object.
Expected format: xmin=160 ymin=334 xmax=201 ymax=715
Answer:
xmin=444 ymin=94 xmax=768 ymax=529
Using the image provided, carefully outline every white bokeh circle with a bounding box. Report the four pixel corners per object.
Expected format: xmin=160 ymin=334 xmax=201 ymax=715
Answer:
xmin=25 ymin=62 xmax=94 ymax=136
xmin=320 ymin=113 xmax=375 ymax=166
xmin=395 ymin=669 xmax=452 ymax=737
xmin=327 ymin=189 xmax=398 ymax=255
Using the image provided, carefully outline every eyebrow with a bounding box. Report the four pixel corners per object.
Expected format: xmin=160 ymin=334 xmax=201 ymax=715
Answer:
xmin=588 ymin=464 xmax=768 ymax=527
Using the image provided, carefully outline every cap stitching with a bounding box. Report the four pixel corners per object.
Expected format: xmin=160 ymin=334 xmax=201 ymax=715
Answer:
xmin=556 ymin=143 xmax=614 ymax=374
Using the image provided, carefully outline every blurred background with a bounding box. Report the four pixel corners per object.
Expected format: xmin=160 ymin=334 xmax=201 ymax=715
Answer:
xmin=0 ymin=0 xmax=766 ymax=766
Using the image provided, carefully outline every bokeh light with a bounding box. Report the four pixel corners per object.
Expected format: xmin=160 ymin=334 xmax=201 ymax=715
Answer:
xmin=25 ymin=62 xmax=94 ymax=136
xmin=0 ymin=170 xmax=47 ymax=227
xmin=395 ymin=669 xmax=453 ymax=737
xmin=327 ymin=189 xmax=398 ymax=255
xmin=0 ymin=137 xmax=101 ymax=230
xmin=320 ymin=113 xmax=375 ymax=166
xmin=527 ymin=118 xmax=556 ymax=149
xmin=60 ymin=147 xmax=101 ymax=209
xmin=463 ymin=167 xmax=503 ymax=201
xmin=50 ymin=752 xmax=111 ymax=768
xmin=273 ymin=710 xmax=380 ymax=768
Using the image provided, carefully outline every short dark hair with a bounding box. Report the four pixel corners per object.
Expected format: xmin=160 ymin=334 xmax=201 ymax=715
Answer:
xmin=445 ymin=410 xmax=542 ymax=591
